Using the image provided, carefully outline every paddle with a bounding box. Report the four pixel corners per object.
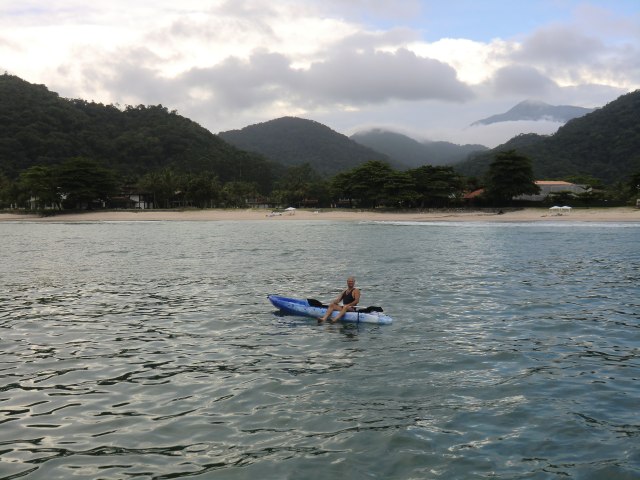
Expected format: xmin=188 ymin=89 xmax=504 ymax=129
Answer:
xmin=307 ymin=298 xmax=383 ymax=312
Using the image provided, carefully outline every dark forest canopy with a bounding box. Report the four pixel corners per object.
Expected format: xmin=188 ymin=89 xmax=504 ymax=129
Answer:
xmin=219 ymin=116 xmax=397 ymax=176
xmin=0 ymin=73 xmax=280 ymax=192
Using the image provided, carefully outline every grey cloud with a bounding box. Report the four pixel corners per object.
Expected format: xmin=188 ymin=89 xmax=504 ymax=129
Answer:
xmin=173 ymin=46 xmax=474 ymax=113
xmin=316 ymin=0 xmax=423 ymax=22
xmin=304 ymin=48 xmax=473 ymax=104
xmin=510 ymin=24 xmax=640 ymax=88
xmin=332 ymin=27 xmax=421 ymax=51
xmin=515 ymin=25 xmax=605 ymax=65
xmin=183 ymin=51 xmax=298 ymax=110
xmin=489 ymin=65 xmax=558 ymax=97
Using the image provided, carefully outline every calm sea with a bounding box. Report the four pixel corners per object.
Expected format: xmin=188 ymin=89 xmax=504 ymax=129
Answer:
xmin=0 ymin=220 xmax=638 ymax=479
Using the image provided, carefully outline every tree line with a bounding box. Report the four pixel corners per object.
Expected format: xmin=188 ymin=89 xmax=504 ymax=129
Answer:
xmin=2 ymin=150 xmax=637 ymax=212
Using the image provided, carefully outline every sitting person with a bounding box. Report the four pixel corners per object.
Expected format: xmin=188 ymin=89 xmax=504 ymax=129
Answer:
xmin=318 ymin=276 xmax=360 ymax=323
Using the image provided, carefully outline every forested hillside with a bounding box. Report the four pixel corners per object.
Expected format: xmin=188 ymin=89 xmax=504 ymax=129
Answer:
xmin=1 ymin=74 xmax=638 ymax=210
xmin=456 ymin=90 xmax=640 ymax=184
xmin=350 ymin=129 xmax=487 ymax=167
xmin=219 ymin=117 xmax=395 ymax=176
xmin=0 ymin=74 xmax=279 ymax=191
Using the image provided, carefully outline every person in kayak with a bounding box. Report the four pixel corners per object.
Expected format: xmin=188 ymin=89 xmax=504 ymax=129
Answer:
xmin=318 ymin=276 xmax=361 ymax=323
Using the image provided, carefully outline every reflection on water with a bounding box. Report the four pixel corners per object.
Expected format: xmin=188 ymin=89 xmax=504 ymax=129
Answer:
xmin=0 ymin=221 xmax=639 ymax=479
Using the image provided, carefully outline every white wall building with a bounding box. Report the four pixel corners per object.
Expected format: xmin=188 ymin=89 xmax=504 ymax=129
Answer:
xmin=515 ymin=181 xmax=590 ymax=202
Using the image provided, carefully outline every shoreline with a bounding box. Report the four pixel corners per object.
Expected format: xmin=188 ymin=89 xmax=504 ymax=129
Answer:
xmin=1 ymin=207 xmax=639 ymax=223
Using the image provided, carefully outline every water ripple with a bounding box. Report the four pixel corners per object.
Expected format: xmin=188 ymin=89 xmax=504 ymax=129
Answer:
xmin=0 ymin=221 xmax=638 ymax=479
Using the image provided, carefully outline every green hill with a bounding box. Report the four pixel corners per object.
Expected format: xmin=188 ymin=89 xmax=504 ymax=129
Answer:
xmin=0 ymin=74 xmax=278 ymax=190
xmin=219 ymin=117 xmax=396 ymax=176
xmin=350 ymin=129 xmax=487 ymax=167
xmin=456 ymin=90 xmax=640 ymax=184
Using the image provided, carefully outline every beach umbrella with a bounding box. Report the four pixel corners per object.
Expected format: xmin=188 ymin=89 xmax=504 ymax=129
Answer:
xmin=549 ymin=206 xmax=562 ymax=215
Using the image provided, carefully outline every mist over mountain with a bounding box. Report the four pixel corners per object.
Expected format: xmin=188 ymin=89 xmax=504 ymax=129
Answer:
xmin=457 ymin=91 xmax=640 ymax=184
xmin=350 ymin=129 xmax=487 ymax=168
xmin=471 ymin=100 xmax=595 ymax=126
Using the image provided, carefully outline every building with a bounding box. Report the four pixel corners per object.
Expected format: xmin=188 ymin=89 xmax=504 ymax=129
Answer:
xmin=514 ymin=181 xmax=589 ymax=202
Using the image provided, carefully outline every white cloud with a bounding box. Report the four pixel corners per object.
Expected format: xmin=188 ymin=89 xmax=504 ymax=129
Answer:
xmin=0 ymin=0 xmax=637 ymax=147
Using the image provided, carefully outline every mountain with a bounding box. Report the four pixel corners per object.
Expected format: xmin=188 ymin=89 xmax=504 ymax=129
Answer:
xmin=471 ymin=100 xmax=595 ymax=126
xmin=219 ymin=117 xmax=394 ymax=176
xmin=350 ymin=129 xmax=488 ymax=168
xmin=456 ymin=90 xmax=640 ymax=184
xmin=0 ymin=74 xmax=277 ymax=190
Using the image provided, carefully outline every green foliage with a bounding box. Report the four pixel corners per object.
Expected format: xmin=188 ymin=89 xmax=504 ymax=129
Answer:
xmin=182 ymin=172 xmax=221 ymax=208
xmin=408 ymin=165 xmax=465 ymax=207
xmin=138 ymin=169 xmax=179 ymax=209
xmin=0 ymin=74 xmax=276 ymax=186
xmin=484 ymin=150 xmax=540 ymax=205
xmin=345 ymin=161 xmax=396 ymax=208
xmin=351 ymin=129 xmax=488 ymax=167
xmin=5 ymin=73 xmax=637 ymax=210
xmin=272 ymin=163 xmax=328 ymax=207
xmin=221 ymin=181 xmax=260 ymax=208
xmin=219 ymin=117 xmax=394 ymax=176
xmin=56 ymin=157 xmax=118 ymax=209
xmin=19 ymin=165 xmax=61 ymax=209
xmin=0 ymin=171 xmax=12 ymax=208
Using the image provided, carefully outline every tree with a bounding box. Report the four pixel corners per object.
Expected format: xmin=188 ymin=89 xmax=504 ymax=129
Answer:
xmin=330 ymin=170 xmax=356 ymax=207
xmin=221 ymin=181 xmax=259 ymax=207
xmin=383 ymin=171 xmax=416 ymax=207
xmin=409 ymin=165 xmax=465 ymax=207
xmin=55 ymin=157 xmax=118 ymax=209
xmin=138 ymin=168 xmax=179 ymax=208
xmin=18 ymin=165 xmax=61 ymax=209
xmin=183 ymin=172 xmax=221 ymax=208
xmin=484 ymin=150 xmax=540 ymax=205
xmin=628 ymin=171 xmax=640 ymax=202
xmin=0 ymin=172 xmax=9 ymax=207
xmin=273 ymin=163 xmax=326 ymax=207
xmin=347 ymin=160 xmax=396 ymax=208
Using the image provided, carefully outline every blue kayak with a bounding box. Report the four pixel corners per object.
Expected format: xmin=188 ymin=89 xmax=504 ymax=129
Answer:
xmin=268 ymin=295 xmax=393 ymax=325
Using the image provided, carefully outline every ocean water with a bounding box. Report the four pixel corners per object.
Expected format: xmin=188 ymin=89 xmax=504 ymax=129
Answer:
xmin=0 ymin=219 xmax=638 ymax=480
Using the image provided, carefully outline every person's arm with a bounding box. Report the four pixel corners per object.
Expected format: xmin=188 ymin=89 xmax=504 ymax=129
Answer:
xmin=331 ymin=290 xmax=345 ymax=304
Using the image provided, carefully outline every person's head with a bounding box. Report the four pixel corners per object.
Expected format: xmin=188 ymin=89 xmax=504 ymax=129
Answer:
xmin=347 ymin=276 xmax=356 ymax=287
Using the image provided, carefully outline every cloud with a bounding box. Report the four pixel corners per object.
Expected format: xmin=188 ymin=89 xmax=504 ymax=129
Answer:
xmin=516 ymin=25 xmax=605 ymax=65
xmin=314 ymin=0 xmax=424 ymax=22
xmin=488 ymin=65 xmax=558 ymax=97
xmin=511 ymin=23 xmax=640 ymax=89
xmin=183 ymin=51 xmax=298 ymax=111
xmin=1 ymin=0 xmax=637 ymax=146
xmin=304 ymin=47 xmax=474 ymax=104
xmin=84 ymin=40 xmax=474 ymax=119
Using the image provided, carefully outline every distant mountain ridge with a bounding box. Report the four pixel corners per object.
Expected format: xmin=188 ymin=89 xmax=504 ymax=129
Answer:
xmin=471 ymin=100 xmax=595 ymax=126
xmin=2 ymin=74 xmax=637 ymax=186
xmin=350 ymin=129 xmax=487 ymax=168
xmin=219 ymin=117 xmax=395 ymax=176
xmin=456 ymin=90 xmax=640 ymax=184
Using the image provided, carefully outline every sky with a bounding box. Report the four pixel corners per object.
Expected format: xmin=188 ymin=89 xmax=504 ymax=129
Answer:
xmin=1 ymin=0 xmax=639 ymax=147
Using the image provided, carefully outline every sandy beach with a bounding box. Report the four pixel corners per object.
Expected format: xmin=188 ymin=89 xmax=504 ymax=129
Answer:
xmin=1 ymin=207 xmax=639 ymax=223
